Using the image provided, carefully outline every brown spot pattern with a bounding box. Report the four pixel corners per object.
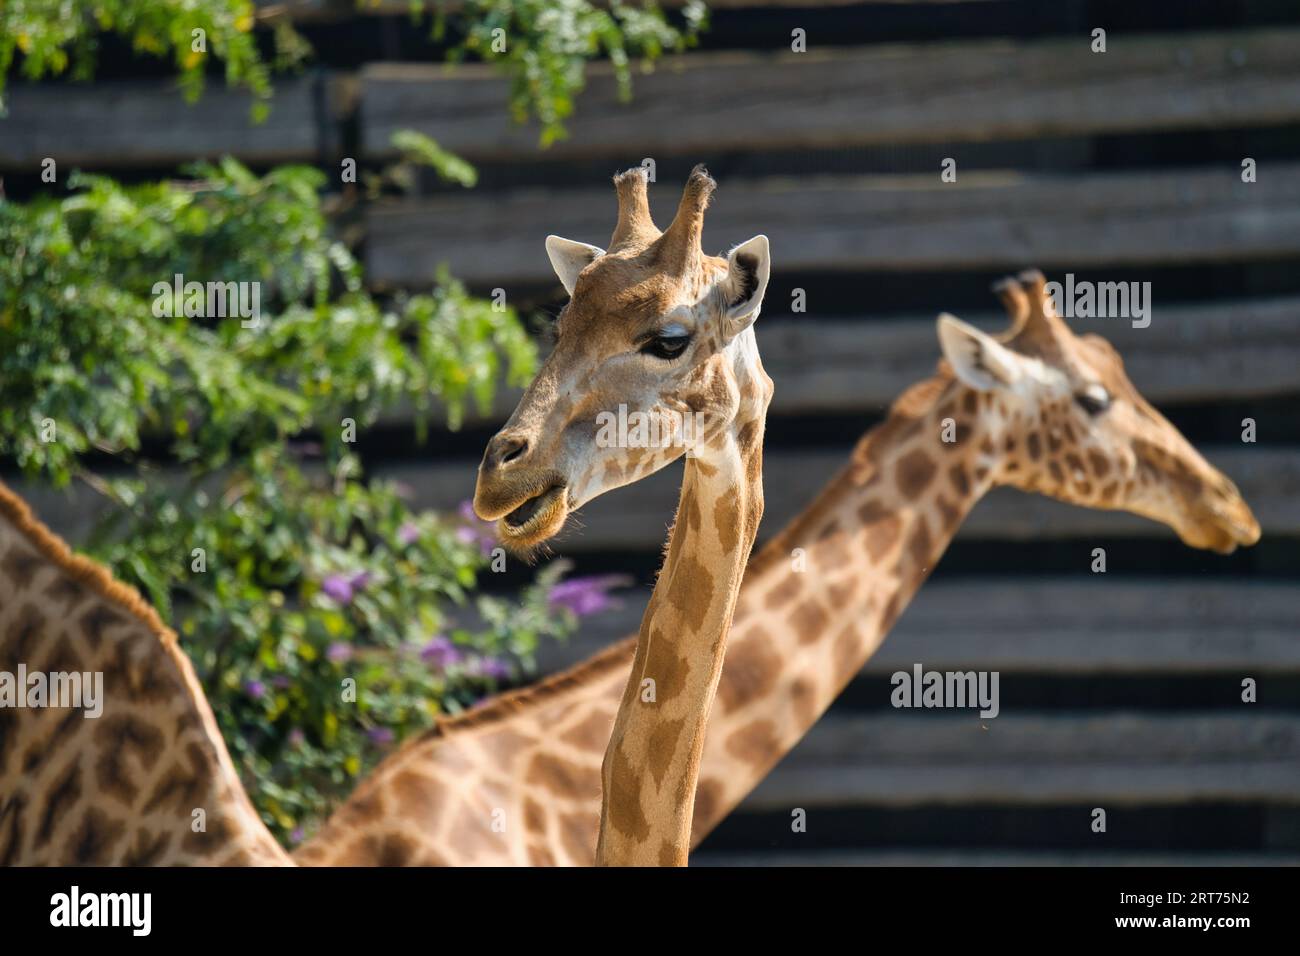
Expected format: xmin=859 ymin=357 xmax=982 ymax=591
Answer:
xmin=724 ymin=718 xmax=779 ymax=765
xmin=790 ymin=599 xmax=830 ymax=643
xmin=895 ymin=449 xmax=937 ymax=498
xmin=715 ymin=628 xmax=780 ymax=713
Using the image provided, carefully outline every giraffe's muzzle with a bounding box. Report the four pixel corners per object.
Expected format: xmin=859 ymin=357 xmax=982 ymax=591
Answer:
xmin=477 ymin=480 xmax=570 ymax=553
xmin=1194 ymin=496 xmax=1261 ymax=555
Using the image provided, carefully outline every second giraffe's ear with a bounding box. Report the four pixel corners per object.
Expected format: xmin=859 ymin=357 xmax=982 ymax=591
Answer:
xmin=722 ymin=235 xmax=771 ymax=333
xmin=545 ymin=235 xmax=604 ymax=295
xmin=937 ymin=313 xmax=1024 ymax=391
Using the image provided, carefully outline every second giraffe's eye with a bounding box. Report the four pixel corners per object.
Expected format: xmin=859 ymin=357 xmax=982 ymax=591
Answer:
xmin=1075 ymin=384 xmax=1111 ymax=416
xmin=642 ymin=324 xmax=691 ymax=361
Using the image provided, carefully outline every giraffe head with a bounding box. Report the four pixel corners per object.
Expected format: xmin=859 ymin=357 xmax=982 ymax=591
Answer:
xmin=936 ymin=270 xmax=1260 ymax=554
xmin=474 ymin=165 xmax=772 ymax=552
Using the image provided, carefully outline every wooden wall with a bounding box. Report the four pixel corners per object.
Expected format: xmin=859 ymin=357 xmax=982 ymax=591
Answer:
xmin=4 ymin=0 xmax=1299 ymax=864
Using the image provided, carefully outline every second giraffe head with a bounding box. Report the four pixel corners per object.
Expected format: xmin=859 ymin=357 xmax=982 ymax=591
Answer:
xmin=474 ymin=166 xmax=773 ymax=552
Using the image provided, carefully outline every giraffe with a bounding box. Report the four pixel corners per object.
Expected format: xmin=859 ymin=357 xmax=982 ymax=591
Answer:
xmin=296 ymin=270 xmax=1259 ymax=866
xmin=0 ymin=480 xmax=292 ymax=865
xmin=468 ymin=165 xmax=773 ymax=866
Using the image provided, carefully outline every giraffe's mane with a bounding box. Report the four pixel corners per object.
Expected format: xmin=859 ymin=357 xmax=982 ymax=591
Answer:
xmin=742 ymin=364 xmax=957 ymax=581
xmin=0 ymin=479 xmax=180 ymax=652
xmin=847 ymin=365 xmax=956 ymax=476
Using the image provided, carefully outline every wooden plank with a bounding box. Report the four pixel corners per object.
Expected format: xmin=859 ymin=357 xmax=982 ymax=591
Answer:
xmin=365 ymin=165 xmax=1300 ymax=287
xmin=381 ymin=446 xmax=1300 ymax=551
xmin=750 ymin=297 xmax=1300 ymax=413
xmin=0 ymin=74 xmax=344 ymax=170
xmin=742 ymin=713 xmax=1300 ymax=808
xmin=534 ymin=580 xmax=1300 ymax=676
xmin=359 ymin=29 xmax=1300 ymax=160
xmin=694 ymin=849 xmax=1300 ymax=867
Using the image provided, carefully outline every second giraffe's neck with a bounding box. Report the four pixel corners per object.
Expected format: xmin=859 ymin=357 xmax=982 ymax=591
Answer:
xmin=296 ymin=372 xmax=999 ymax=867
xmin=596 ymin=412 xmax=766 ymax=866
xmin=688 ymin=374 xmax=1000 ymax=839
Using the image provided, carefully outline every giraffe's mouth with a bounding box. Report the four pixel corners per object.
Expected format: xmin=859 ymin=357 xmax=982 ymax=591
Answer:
xmin=498 ymin=484 xmax=569 ymax=550
xmin=1190 ymin=504 xmax=1261 ymax=555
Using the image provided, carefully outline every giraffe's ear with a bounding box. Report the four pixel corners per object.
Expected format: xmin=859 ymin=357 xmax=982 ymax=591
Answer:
xmin=722 ymin=235 xmax=771 ymax=333
xmin=937 ymin=313 xmax=1023 ymax=391
xmin=545 ymin=235 xmax=604 ymax=295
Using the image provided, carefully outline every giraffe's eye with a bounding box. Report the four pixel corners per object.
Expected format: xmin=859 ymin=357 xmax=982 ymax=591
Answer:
xmin=1075 ymin=384 xmax=1111 ymax=416
xmin=642 ymin=325 xmax=691 ymax=361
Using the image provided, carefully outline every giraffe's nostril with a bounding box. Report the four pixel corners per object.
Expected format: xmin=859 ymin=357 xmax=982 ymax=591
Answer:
xmin=501 ymin=438 xmax=528 ymax=465
xmin=485 ymin=433 xmax=529 ymax=470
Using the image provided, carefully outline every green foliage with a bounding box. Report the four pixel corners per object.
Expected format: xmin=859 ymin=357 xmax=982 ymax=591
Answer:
xmin=0 ymin=0 xmax=279 ymax=120
xmin=0 ymin=0 xmax=708 ymax=143
xmin=371 ymin=130 xmax=480 ymax=196
xmin=0 ymin=159 xmax=598 ymax=844
xmin=428 ymin=0 xmax=709 ymax=146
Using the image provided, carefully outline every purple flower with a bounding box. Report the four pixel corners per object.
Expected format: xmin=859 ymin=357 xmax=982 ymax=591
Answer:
xmin=548 ymin=575 xmax=629 ymax=617
xmin=327 ymin=642 xmax=353 ymax=663
xmin=321 ymin=573 xmax=354 ymax=604
xmin=243 ymin=679 xmax=266 ymax=700
xmin=321 ymin=570 xmax=372 ymax=605
xmin=290 ymin=827 xmax=305 ymax=845
xmin=288 ymin=728 xmax=306 ymax=747
xmin=456 ymin=499 xmax=498 ymax=555
xmin=475 ymin=657 xmax=512 ymax=681
xmin=420 ymin=635 xmax=462 ymax=669
xmin=397 ymin=522 xmax=420 ymax=545
xmin=367 ymin=726 xmax=395 ymax=745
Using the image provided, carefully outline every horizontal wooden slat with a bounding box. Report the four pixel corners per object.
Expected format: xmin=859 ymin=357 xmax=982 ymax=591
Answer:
xmin=382 ymin=446 xmax=1298 ymax=551
xmin=360 ymin=29 xmax=1300 ymax=161
xmin=8 ymin=447 xmax=1293 ymax=554
xmin=535 ymin=579 xmax=1300 ymax=676
xmin=694 ymin=849 xmax=1300 ymax=867
xmin=7 ymin=26 xmax=1294 ymax=172
xmin=742 ymin=713 xmax=1300 ymax=808
xmin=761 ymin=298 xmax=1300 ymax=413
xmin=365 ymin=165 xmax=1300 ymax=287
xmin=0 ymin=74 xmax=346 ymax=170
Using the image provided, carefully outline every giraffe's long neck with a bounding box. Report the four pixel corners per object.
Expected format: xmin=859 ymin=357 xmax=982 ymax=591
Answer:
xmin=0 ymin=482 xmax=291 ymax=866
xmin=596 ymin=411 xmax=765 ymax=866
xmin=688 ymin=374 xmax=999 ymax=838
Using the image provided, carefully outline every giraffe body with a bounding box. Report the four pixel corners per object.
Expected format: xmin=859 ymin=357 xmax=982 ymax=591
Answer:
xmin=0 ymin=484 xmax=290 ymax=866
